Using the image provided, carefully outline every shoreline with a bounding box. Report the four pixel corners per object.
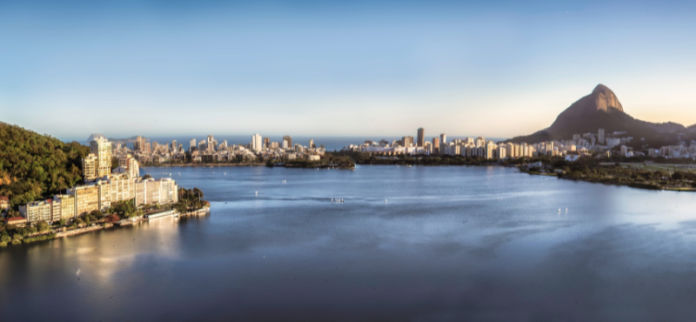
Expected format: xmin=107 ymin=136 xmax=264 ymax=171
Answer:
xmin=1 ymin=207 xmax=210 ymax=248
xmin=142 ymin=163 xmax=264 ymax=167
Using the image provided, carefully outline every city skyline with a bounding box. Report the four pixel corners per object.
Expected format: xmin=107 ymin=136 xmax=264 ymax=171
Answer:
xmin=4 ymin=1 xmax=696 ymax=139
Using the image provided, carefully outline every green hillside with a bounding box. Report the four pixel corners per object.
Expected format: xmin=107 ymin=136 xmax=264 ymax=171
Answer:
xmin=0 ymin=122 xmax=90 ymax=209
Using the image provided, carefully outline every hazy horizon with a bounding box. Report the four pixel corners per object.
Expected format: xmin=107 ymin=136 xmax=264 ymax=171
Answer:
xmin=3 ymin=0 xmax=696 ymax=139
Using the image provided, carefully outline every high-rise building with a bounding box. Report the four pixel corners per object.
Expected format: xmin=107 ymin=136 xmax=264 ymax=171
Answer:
xmin=90 ymin=137 xmax=112 ymax=179
xmin=134 ymin=177 xmax=178 ymax=206
xmin=96 ymin=179 xmax=111 ymax=211
xmin=207 ymin=135 xmax=215 ymax=153
xmin=283 ymin=135 xmax=293 ymax=147
xmin=598 ymin=128 xmax=605 ymax=144
xmin=402 ymin=136 xmax=414 ymax=147
xmin=263 ymin=137 xmax=270 ymax=148
xmin=82 ymin=153 xmax=98 ymax=181
xmin=50 ymin=199 xmax=61 ymax=222
xmin=73 ymin=185 xmax=100 ymax=217
xmin=309 ymin=139 xmax=315 ymax=149
xmin=440 ymin=133 xmax=447 ymax=144
xmin=172 ymin=140 xmax=178 ymax=153
xmin=53 ymin=195 xmax=75 ymax=221
xmin=105 ymin=173 xmax=136 ymax=205
xmin=19 ymin=200 xmax=53 ymax=223
xmin=282 ymin=140 xmax=289 ymax=149
xmin=190 ymin=138 xmax=196 ymax=151
xmin=251 ymin=134 xmax=263 ymax=152
xmin=417 ymin=128 xmax=425 ymax=147
xmin=133 ymin=136 xmax=143 ymax=151
xmin=432 ymin=137 xmax=440 ymax=154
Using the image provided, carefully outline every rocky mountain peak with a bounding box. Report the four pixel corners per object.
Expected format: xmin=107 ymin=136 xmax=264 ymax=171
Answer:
xmin=591 ymin=84 xmax=623 ymax=112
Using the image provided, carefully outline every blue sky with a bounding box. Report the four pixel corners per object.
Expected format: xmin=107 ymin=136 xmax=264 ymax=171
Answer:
xmin=2 ymin=0 xmax=696 ymax=140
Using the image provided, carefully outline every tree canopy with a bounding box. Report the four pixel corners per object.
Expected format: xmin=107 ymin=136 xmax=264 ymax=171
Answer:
xmin=0 ymin=122 xmax=90 ymax=208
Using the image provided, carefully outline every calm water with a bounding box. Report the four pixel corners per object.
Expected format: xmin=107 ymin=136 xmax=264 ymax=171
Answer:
xmin=2 ymin=166 xmax=696 ymax=321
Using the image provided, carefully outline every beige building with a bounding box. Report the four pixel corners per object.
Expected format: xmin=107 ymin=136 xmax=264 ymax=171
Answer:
xmin=53 ymin=194 xmax=76 ymax=221
xmin=51 ymin=199 xmax=62 ymax=222
xmin=159 ymin=178 xmax=178 ymax=204
xmin=19 ymin=200 xmax=53 ymax=223
xmin=135 ymin=180 xmax=147 ymax=207
xmin=135 ymin=178 xmax=179 ymax=207
xmin=145 ymin=180 xmax=161 ymax=205
xmin=118 ymin=154 xmax=140 ymax=178
xmin=108 ymin=173 xmax=137 ymax=204
xmin=90 ymin=137 xmax=113 ymax=178
xmin=402 ymin=136 xmax=414 ymax=147
xmin=83 ymin=154 xmax=98 ymax=182
xmin=73 ymin=185 xmax=100 ymax=217
xmin=97 ymin=179 xmax=111 ymax=211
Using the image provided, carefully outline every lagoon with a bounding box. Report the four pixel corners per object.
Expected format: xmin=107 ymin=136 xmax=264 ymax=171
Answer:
xmin=1 ymin=165 xmax=696 ymax=321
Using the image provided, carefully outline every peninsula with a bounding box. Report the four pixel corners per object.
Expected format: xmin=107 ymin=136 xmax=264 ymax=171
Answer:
xmin=0 ymin=123 xmax=209 ymax=248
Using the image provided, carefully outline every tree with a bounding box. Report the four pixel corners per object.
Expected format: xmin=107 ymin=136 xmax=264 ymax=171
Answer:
xmin=90 ymin=209 xmax=104 ymax=220
xmin=0 ymin=235 xmax=10 ymax=243
xmin=111 ymin=156 xmax=120 ymax=170
xmin=142 ymin=174 xmax=152 ymax=180
xmin=174 ymin=202 xmax=188 ymax=214
xmin=36 ymin=220 xmax=49 ymax=232
xmin=193 ymin=187 xmax=204 ymax=199
xmin=0 ymin=123 xmax=90 ymax=209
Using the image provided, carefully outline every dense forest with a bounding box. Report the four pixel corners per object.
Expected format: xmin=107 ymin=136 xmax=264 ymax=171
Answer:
xmin=0 ymin=122 xmax=90 ymax=209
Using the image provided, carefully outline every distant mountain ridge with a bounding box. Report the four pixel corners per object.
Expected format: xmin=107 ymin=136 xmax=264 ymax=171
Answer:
xmin=85 ymin=134 xmax=145 ymax=144
xmin=509 ymin=84 xmax=692 ymax=145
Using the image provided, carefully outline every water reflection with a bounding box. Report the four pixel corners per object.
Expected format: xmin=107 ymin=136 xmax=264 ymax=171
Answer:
xmin=2 ymin=166 xmax=696 ymax=321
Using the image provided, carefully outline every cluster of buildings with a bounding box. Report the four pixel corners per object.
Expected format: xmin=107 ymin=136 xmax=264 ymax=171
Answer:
xmin=342 ymin=127 xmax=691 ymax=160
xmin=117 ymin=134 xmax=325 ymax=164
xmin=8 ymin=136 xmax=179 ymax=226
xmin=647 ymin=144 xmax=696 ymax=159
xmin=343 ymin=131 xmax=541 ymax=159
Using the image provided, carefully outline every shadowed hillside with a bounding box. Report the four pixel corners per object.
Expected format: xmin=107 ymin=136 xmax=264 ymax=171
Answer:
xmin=509 ymin=85 xmax=687 ymax=146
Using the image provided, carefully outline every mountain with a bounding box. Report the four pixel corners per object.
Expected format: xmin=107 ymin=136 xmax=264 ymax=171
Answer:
xmin=509 ymin=84 xmax=685 ymax=145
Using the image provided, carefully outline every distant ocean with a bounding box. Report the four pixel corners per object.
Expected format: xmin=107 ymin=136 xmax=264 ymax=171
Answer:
xmin=61 ymin=135 xmax=508 ymax=152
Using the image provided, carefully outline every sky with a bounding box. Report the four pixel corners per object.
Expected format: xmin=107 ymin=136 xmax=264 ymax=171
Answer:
xmin=2 ymin=0 xmax=696 ymax=141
